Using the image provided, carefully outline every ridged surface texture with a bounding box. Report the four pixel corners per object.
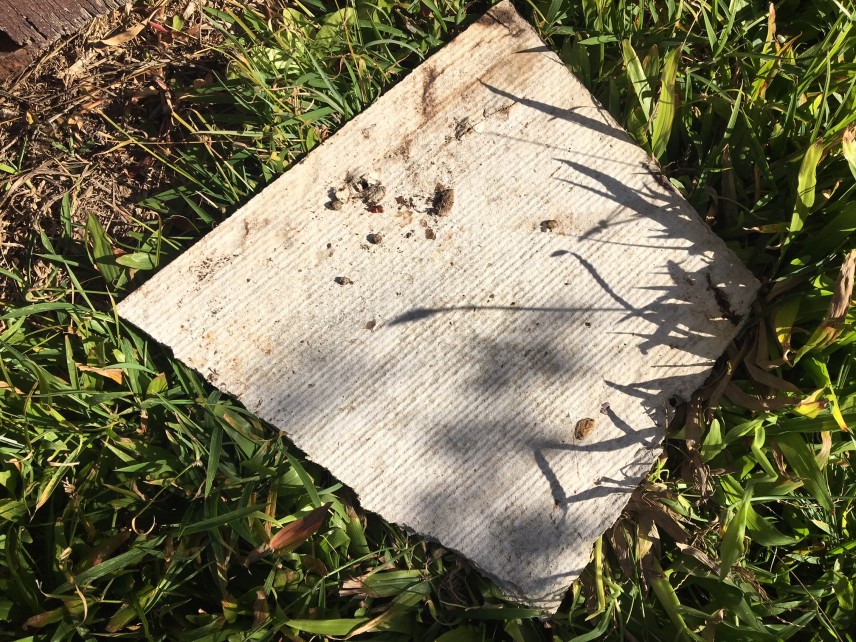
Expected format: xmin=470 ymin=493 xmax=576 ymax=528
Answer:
xmin=118 ymin=1 xmax=759 ymax=611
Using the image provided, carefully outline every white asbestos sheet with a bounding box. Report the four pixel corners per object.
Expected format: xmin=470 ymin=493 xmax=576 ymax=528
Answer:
xmin=118 ymin=1 xmax=759 ymax=610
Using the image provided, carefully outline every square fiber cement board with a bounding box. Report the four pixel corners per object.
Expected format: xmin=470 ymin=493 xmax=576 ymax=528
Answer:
xmin=118 ymin=1 xmax=759 ymax=610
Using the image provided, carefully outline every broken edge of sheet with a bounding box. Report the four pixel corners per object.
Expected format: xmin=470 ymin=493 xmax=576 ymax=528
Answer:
xmin=118 ymin=1 xmax=760 ymax=610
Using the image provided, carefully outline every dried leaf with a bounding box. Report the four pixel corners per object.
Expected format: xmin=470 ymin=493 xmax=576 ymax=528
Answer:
xmin=636 ymin=513 xmax=659 ymax=589
xmin=754 ymin=322 xmax=783 ymax=370
xmin=744 ymin=222 xmax=788 ymax=235
xmin=252 ymin=589 xmax=269 ymax=627
xmin=764 ymin=1 xmax=777 ymax=52
xmin=682 ymin=392 xmax=703 ymax=452
xmin=794 ymin=249 xmax=856 ymax=361
xmin=99 ymin=21 xmax=147 ymax=46
xmin=628 ymin=488 xmax=690 ymax=545
xmin=724 ymin=383 xmax=794 ymax=411
xmin=24 ymin=605 xmax=67 ymax=630
xmin=606 ymin=522 xmax=634 ymax=579
xmin=676 ymin=543 xmax=721 ymax=574
xmin=708 ymin=341 xmax=750 ymax=408
xmin=766 ymin=276 xmax=805 ymax=302
xmin=743 ymin=331 xmax=801 ymax=393
xmin=244 ymin=502 xmax=331 ymax=566
xmin=62 ymin=50 xmax=99 ymax=85
xmin=78 ymin=529 xmax=131 ymax=571
xmin=793 ymin=388 xmax=828 ymax=418
xmin=818 ymin=430 xmax=832 ymax=469
xmin=682 ymin=451 xmax=712 ymax=497
xmin=183 ymin=1 xmax=197 ymax=20
xmin=0 ymin=380 xmax=25 ymax=395
xmin=76 ymin=364 xmax=123 ymax=385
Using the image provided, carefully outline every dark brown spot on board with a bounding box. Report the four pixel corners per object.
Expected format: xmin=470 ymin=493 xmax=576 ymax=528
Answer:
xmin=421 ymin=66 xmax=441 ymax=120
xmin=194 ymin=256 xmax=231 ymax=282
xmin=540 ymin=219 xmax=560 ymax=232
xmin=574 ymin=418 xmax=595 ymax=440
xmin=365 ymin=320 xmax=376 ymax=331
xmin=643 ymin=159 xmax=675 ymax=193
xmin=394 ymin=136 xmax=413 ymax=160
xmin=334 ymin=276 xmax=353 ymax=285
xmin=367 ymin=233 xmax=382 ymax=245
xmin=705 ymin=273 xmax=741 ymax=325
xmin=475 ymin=1 xmax=527 ymax=37
xmin=425 ymin=228 xmax=436 ymax=240
xmin=362 ymin=184 xmax=385 ymax=206
xmin=433 ymin=185 xmax=455 ymax=216
xmin=454 ymin=117 xmax=474 ymax=140
xmin=484 ymin=103 xmax=513 ymax=120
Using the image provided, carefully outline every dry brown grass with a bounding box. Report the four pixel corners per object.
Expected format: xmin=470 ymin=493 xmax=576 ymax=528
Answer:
xmin=0 ymin=0 xmax=228 ymax=301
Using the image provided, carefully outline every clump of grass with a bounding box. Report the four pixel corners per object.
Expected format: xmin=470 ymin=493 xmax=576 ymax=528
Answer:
xmin=1 ymin=0 xmax=855 ymax=639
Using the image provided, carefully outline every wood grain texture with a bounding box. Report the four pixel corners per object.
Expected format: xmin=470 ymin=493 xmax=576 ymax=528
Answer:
xmin=0 ymin=0 xmax=121 ymax=76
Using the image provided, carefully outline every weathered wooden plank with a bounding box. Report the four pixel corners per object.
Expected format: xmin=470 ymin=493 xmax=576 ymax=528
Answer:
xmin=0 ymin=0 xmax=122 ymax=77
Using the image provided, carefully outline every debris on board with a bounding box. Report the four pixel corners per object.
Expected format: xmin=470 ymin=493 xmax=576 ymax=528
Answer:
xmin=117 ymin=1 xmax=759 ymax=610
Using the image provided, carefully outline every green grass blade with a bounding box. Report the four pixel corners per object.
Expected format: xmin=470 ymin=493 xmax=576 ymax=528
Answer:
xmin=788 ymin=139 xmax=825 ymax=238
xmin=621 ymin=40 xmax=653 ymax=123
xmin=287 ymin=617 xmax=372 ymax=635
xmin=86 ymin=215 xmax=121 ymax=285
xmin=284 ymin=451 xmax=323 ymax=508
xmin=650 ymin=47 xmax=681 ymax=158
xmin=843 ymin=125 xmax=856 ymax=179
xmin=55 ymin=540 xmax=165 ymax=594
xmin=179 ymin=505 xmax=264 ymax=536
xmin=720 ymin=482 xmax=753 ymax=578
xmin=204 ymin=419 xmax=223 ymax=498
xmin=773 ymin=432 xmax=833 ymax=512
